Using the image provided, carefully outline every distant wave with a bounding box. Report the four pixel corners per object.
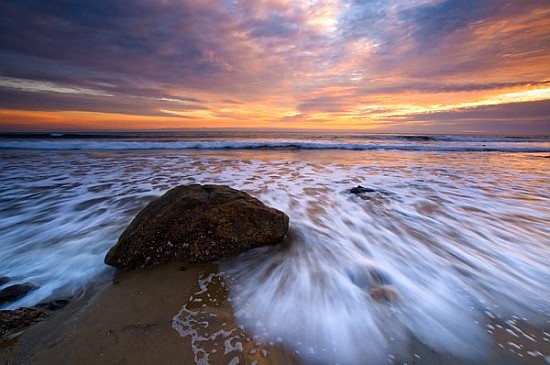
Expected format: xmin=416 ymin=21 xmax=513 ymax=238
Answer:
xmin=352 ymin=134 xmax=550 ymax=143
xmin=1 ymin=132 xmax=548 ymax=143
xmin=1 ymin=140 xmax=549 ymax=152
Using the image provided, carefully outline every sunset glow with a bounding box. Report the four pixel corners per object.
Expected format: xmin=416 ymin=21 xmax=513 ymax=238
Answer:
xmin=0 ymin=0 xmax=549 ymax=133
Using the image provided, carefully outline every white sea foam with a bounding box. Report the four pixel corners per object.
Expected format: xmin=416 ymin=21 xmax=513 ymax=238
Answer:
xmin=1 ymin=147 xmax=549 ymax=364
xmin=1 ymin=138 xmax=550 ymax=152
xmin=211 ymin=153 xmax=549 ymax=364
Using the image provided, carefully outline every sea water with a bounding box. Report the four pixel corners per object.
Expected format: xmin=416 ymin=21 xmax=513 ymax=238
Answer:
xmin=1 ymin=131 xmax=549 ymax=364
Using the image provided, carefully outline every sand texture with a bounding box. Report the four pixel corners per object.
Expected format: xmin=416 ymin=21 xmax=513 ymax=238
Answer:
xmin=0 ymin=263 xmax=300 ymax=365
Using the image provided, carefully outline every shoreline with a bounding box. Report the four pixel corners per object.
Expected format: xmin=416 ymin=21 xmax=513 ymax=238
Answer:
xmin=1 ymin=261 xmax=549 ymax=364
xmin=0 ymin=262 xmax=300 ymax=364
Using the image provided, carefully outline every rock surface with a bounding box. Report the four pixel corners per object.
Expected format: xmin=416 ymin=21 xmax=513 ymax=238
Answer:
xmin=0 ymin=277 xmax=10 ymax=286
xmin=35 ymin=299 xmax=71 ymax=312
xmin=350 ymin=185 xmax=377 ymax=194
xmin=369 ymin=286 xmax=398 ymax=302
xmin=0 ymin=284 xmax=36 ymax=306
xmin=105 ymin=184 xmax=289 ymax=269
xmin=0 ymin=299 xmax=70 ymax=339
xmin=349 ymin=185 xmax=394 ymax=196
xmin=0 ymin=307 xmax=49 ymax=337
xmin=349 ymin=185 xmax=397 ymax=202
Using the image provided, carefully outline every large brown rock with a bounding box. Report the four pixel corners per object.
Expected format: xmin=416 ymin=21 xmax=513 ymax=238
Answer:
xmin=104 ymin=185 xmax=289 ymax=269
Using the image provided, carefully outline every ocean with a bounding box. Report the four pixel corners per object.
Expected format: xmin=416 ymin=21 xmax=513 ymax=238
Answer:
xmin=1 ymin=131 xmax=549 ymax=364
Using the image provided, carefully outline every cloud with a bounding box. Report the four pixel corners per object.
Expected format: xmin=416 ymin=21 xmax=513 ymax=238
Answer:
xmin=401 ymin=0 xmax=496 ymax=45
xmin=0 ymin=0 xmax=548 ymax=132
xmin=297 ymin=96 xmax=350 ymax=113
xmin=0 ymin=86 xmax=206 ymax=117
xmin=378 ymin=99 xmax=550 ymax=134
xmin=356 ymin=81 xmax=550 ymax=96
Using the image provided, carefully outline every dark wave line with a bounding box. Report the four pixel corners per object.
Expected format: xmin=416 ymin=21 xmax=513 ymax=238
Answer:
xmin=1 ymin=132 xmax=548 ymax=143
xmin=1 ymin=140 xmax=549 ymax=153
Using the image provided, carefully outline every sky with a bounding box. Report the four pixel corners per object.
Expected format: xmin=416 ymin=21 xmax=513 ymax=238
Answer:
xmin=0 ymin=0 xmax=549 ymax=134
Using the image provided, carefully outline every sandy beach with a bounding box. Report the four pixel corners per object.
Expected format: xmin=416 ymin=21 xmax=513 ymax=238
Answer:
xmin=2 ymin=259 xmax=549 ymax=365
xmin=0 ymin=263 xmax=550 ymax=365
xmin=0 ymin=262 xmax=300 ymax=365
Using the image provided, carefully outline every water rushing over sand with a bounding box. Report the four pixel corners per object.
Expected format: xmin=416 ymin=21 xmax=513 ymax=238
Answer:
xmin=1 ymin=145 xmax=549 ymax=364
xmin=217 ymin=154 xmax=550 ymax=364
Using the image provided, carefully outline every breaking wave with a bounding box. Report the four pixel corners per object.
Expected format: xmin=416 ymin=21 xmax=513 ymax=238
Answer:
xmin=1 ymin=140 xmax=549 ymax=152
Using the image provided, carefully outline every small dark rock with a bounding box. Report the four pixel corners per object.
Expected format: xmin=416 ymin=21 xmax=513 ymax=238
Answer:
xmin=349 ymin=185 xmax=395 ymax=200
xmin=348 ymin=265 xmax=393 ymax=290
xmin=35 ymin=299 xmax=70 ymax=311
xmin=368 ymin=267 xmax=392 ymax=286
xmin=369 ymin=286 xmax=398 ymax=302
xmin=0 ymin=284 xmax=37 ymax=305
xmin=179 ymin=265 xmax=187 ymax=271
xmin=350 ymin=185 xmax=377 ymax=194
xmin=0 ymin=276 xmax=10 ymax=286
xmin=0 ymin=307 xmax=49 ymax=337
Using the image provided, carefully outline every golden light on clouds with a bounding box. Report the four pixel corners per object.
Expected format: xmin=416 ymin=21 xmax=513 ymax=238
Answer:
xmin=0 ymin=0 xmax=548 ymax=133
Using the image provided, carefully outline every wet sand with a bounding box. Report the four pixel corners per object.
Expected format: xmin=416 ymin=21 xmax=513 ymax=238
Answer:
xmin=1 ymin=261 xmax=548 ymax=365
xmin=0 ymin=263 xmax=300 ymax=365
